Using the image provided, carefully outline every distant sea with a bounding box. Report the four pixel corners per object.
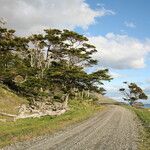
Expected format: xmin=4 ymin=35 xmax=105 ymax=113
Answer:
xmin=144 ymin=104 xmax=150 ymax=108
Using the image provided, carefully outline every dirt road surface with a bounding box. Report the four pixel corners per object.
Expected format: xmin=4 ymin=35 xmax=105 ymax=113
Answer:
xmin=3 ymin=105 xmax=140 ymax=150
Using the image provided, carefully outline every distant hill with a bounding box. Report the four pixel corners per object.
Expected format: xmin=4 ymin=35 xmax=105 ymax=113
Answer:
xmin=91 ymin=92 xmax=116 ymax=104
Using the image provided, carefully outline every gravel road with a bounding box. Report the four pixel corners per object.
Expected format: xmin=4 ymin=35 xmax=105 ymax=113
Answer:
xmin=3 ymin=105 xmax=140 ymax=150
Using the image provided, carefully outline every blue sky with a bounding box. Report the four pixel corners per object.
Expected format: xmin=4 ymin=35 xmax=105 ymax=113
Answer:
xmin=77 ymin=0 xmax=150 ymax=103
xmin=86 ymin=0 xmax=150 ymax=39
xmin=0 ymin=0 xmax=150 ymax=103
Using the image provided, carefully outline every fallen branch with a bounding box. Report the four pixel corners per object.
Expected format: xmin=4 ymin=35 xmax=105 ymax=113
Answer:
xmin=0 ymin=112 xmax=17 ymax=117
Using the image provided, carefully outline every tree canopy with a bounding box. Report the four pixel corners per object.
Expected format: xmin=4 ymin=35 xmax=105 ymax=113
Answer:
xmin=119 ymin=82 xmax=148 ymax=105
xmin=0 ymin=23 xmax=112 ymax=104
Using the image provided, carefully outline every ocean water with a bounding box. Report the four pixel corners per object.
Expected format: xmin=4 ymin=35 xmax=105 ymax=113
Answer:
xmin=144 ymin=104 xmax=150 ymax=108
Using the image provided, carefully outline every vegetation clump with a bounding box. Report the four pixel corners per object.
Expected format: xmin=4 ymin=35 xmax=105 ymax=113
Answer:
xmin=119 ymin=82 xmax=148 ymax=106
xmin=0 ymin=21 xmax=112 ymax=114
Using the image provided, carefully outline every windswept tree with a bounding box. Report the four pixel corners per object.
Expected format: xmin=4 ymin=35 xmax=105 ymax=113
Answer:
xmin=61 ymin=29 xmax=97 ymax=67
xmin=119 ymin=82 xmax=148 ymax=105
xmin=0 ymin=23 xmax=113 ymax=106
xmin=27 ymin=29 xmax=112 ymax=98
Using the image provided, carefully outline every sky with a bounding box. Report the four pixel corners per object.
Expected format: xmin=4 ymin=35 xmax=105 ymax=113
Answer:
xmin=0 ymin=0 xmax=150 ymax=103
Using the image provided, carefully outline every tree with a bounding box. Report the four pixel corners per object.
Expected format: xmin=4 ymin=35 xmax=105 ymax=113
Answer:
xmin=61 ymin=29 xmax=97 ymax=67
xmin=119 ymin=82 xmax=148 ymax=105
xmin=0 ymin=23 xmax=113 ymax=106
xmin=27 ymin=29 xmax=112 ymax=101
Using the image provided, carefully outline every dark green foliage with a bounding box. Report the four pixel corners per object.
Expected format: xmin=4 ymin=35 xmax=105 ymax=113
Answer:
xmin=119 ymin=82 xmax=148 ymax=105
xmin=0 ymin=24 xmax=112 ymax=103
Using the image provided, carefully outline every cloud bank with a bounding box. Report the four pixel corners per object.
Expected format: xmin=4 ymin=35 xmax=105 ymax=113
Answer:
xmin=90 ymin=33 xmax=150 ymax=69
xmin=0 ymin=0 xmax=114 ymax=35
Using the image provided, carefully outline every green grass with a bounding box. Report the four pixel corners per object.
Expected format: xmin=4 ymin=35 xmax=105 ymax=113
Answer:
xmin=0 ymin=100 xmax=103 ymax=148
xmin=133 ymin=108 xmax=150 ymax=150
xmin=125 ymin=106 xmax=150 ymax=150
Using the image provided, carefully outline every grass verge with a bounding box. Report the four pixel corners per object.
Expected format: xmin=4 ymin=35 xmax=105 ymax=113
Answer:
xmin=0 ymin=100 xmax=103 ymax=148
xmin=125 ymin=106 xmax=150 ymax=150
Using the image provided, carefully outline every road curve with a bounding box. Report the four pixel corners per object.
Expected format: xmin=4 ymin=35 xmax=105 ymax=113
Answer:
xmin=3 ymin=105 xmax=140 ymax=150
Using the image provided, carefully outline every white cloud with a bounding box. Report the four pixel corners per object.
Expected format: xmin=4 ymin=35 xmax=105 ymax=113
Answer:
xmin=124 ymin=21 xmax=136 ymax=28
xmin=109 ymin=71 xmax=122 ymax=78
xmin=0 ymin=0 xmax=114 ymax=35
xmin=89 ymin=33 xmax=150 ymax=69
xmin=97 ymin=3 xmax=102 ymax=6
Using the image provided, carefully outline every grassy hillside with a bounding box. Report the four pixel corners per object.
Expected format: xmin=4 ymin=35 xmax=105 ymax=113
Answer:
xmin=0 ymin=85 xmax=28 ymax=115
xmin=93 ymin=93 xmax=116 ymax=104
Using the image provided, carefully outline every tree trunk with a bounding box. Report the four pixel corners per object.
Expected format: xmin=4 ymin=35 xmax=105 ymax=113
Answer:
xmin=87 ymin=90 xmax=90 ymax=98
xmin=63 ymin=94 xmax=69 ymax=109
xmin=81 ymin=90 xmax=84 ymax=99
xmin=30 ymin=53 xmax=34 ymax=67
